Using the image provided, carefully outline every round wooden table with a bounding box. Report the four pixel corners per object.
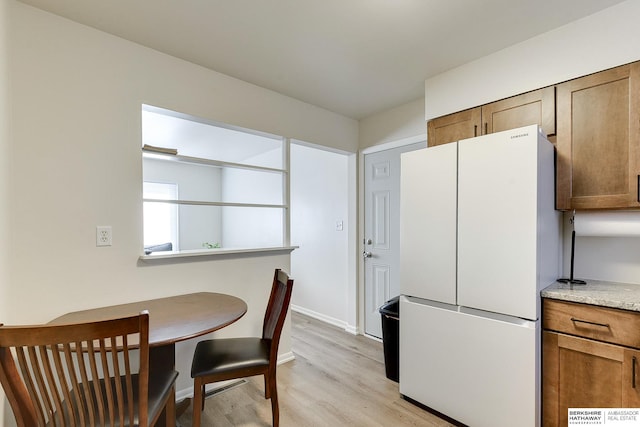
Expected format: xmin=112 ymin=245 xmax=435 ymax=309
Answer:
xmin=49 ymin=292 xmax=248 ymax=427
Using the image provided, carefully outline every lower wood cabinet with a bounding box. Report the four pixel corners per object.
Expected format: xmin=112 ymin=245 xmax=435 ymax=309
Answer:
xmin=543 ymin=299 xmax=640 ymax=426
xmin=543 ymin=331 xmax=640 ymax=426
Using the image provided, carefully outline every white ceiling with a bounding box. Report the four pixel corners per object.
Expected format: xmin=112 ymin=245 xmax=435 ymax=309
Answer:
xmin=18 ymin=0 xmax=626 ymax=119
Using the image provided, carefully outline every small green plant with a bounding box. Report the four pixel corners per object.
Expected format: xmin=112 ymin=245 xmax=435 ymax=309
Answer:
xmin=202 ymin=242 xmax=221 ymax=249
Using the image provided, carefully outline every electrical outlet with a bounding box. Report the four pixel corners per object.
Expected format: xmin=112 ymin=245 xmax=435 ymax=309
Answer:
xmin=96 ymin=226 xmax=112 ymax=247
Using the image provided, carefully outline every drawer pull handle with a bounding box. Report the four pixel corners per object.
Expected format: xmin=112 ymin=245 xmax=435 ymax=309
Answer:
xmin=634 ymin=356 xmax=637 ymax=389
xmin=570 ymin=318 xmax=610 ymax=328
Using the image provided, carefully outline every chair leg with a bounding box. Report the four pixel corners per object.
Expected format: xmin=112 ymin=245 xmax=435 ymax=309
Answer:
xmin=192 ymin=379 xmax=204 ymax=427
xmin=165 ymin=386 xmax=177 ymax=427
xmin=264 ymin=373 xmax=271 ymax=399
xmin=265 ymin=366 xmax=279 ymax=427
xmin=270 ymin=378 xmax=279 ymax=427
xmin=201 ymin=384 xmax=206 ymax=411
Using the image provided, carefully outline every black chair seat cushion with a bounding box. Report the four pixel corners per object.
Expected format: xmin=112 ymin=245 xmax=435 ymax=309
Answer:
xmin=147 ymin=369 xmax=179 ymax=425
xmin=49 ymin=370 xmax=178 ymax=427
xmin=191 ymin=337 xmax=271 ymax=378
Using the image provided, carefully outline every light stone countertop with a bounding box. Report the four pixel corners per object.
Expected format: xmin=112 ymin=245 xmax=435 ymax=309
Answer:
xmin=541 ymin=280 xmax=640 ymax=312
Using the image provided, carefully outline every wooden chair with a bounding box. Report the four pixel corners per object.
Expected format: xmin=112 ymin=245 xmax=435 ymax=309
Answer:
xmin=190 ymin=269 xmax=294 ymax=427
xmin=0 ymin=311 xmax=178 ymax=427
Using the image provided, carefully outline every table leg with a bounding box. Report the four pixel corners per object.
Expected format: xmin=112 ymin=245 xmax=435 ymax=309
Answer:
xmin=150 ymin=344 xmax=177 ymax=427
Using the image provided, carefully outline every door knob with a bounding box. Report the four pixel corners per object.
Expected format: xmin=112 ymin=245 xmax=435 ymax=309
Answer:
xmin=363 ymin=251 xmax=372 ymax=259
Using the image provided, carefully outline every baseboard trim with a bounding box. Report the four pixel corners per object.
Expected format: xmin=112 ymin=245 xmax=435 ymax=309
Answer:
xmin=278 ymin=351 xmax=295 ymax=364
xmin=291 ymin=304 xmax=357 ymax=335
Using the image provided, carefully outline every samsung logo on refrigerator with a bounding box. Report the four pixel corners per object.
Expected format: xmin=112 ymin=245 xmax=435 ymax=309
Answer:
xmin=510 ymin=132 xmax=529 ymax=139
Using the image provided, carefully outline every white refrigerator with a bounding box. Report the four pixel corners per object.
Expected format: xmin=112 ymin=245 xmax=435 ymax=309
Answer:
xmin=399 ymin=125 xmax=560 ymax=427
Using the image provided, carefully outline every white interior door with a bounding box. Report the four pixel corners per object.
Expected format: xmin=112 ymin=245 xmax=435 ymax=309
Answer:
xmin=364 ymin=142 xmax=423 ymax=338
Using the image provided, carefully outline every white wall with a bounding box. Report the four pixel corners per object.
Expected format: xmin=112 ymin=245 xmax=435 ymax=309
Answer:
xmin=222 ymin=147 xmax=285 ymax=248
xmin=0 ymin=0 xmax=9 ymax=319
xmin=290 ymin=144 xmax=350 ymax=329
xmin=0 ymin=0 xmax=9 ymax=423
xmin=3 ymin=2 xmax=358 ymax=421
xmin=424 ymin=0 xmax=640 ymax=285
xmin=565 ymin=213 xmax=640 ymax=284
xmin=143 ymin=158 xmax=223 ymax=250
xmin=425 ymin=0 xmax=640 ymax=120
xmin=359 ymin=97 xmax=425 ymax=150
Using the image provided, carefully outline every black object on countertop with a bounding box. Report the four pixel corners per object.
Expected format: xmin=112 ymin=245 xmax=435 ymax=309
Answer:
xmin=558 ymin=212 xmax=586 ymax=285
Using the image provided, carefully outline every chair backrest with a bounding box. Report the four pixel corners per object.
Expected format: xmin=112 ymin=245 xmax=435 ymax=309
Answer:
xmin=262 ymin=269 xmax=294 ymax=358
xmin=0 ymin=312 xmax=150 ymax=427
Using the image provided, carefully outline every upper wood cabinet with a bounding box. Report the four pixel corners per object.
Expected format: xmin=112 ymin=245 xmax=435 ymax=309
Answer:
xmin=427 ymin=86 xmax=556 ymax=147
xmin=426 ymin=107 xmax=481 ymax=147
xmin=556 ymin=62 xmax=640 ymax=210
xmin=483 ymin=86 xmax=555 ymax=136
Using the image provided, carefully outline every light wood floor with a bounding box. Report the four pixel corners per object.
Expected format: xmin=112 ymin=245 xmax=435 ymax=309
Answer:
xmin=177 ymin=311 xmax=456 ymax=426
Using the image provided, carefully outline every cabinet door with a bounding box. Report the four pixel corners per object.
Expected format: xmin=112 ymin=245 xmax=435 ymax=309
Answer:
xmin=556 ymin=62 xmax=640 ymax=210
xmin=427 ymin=107 xmax=480 ymax=147
xmin=482 ymin=86 xmax=556 ymax=136
xmin=543 ymin=331 xmax=625 ymax=427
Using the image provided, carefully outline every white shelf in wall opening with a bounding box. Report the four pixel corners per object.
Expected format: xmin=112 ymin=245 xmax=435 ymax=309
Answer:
xmin=142 ymin=150 xmax=286 ymax=175
xmin=142 ymin=199 xmax=287 ymax=209
xmin=139 ymin=246 xmax=298 ymax=261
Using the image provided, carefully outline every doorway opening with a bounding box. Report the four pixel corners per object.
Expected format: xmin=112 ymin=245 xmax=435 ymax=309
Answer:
xmin=290 ymin=142 xmax=357 ymax=333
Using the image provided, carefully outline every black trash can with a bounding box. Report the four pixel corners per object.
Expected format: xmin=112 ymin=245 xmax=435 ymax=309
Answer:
xmin=379 ymin=296 xmax=400 ymax=382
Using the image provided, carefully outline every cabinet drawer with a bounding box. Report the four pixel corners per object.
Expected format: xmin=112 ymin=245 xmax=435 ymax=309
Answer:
xmin=543 ymin=299 xmax=640 ymax=348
